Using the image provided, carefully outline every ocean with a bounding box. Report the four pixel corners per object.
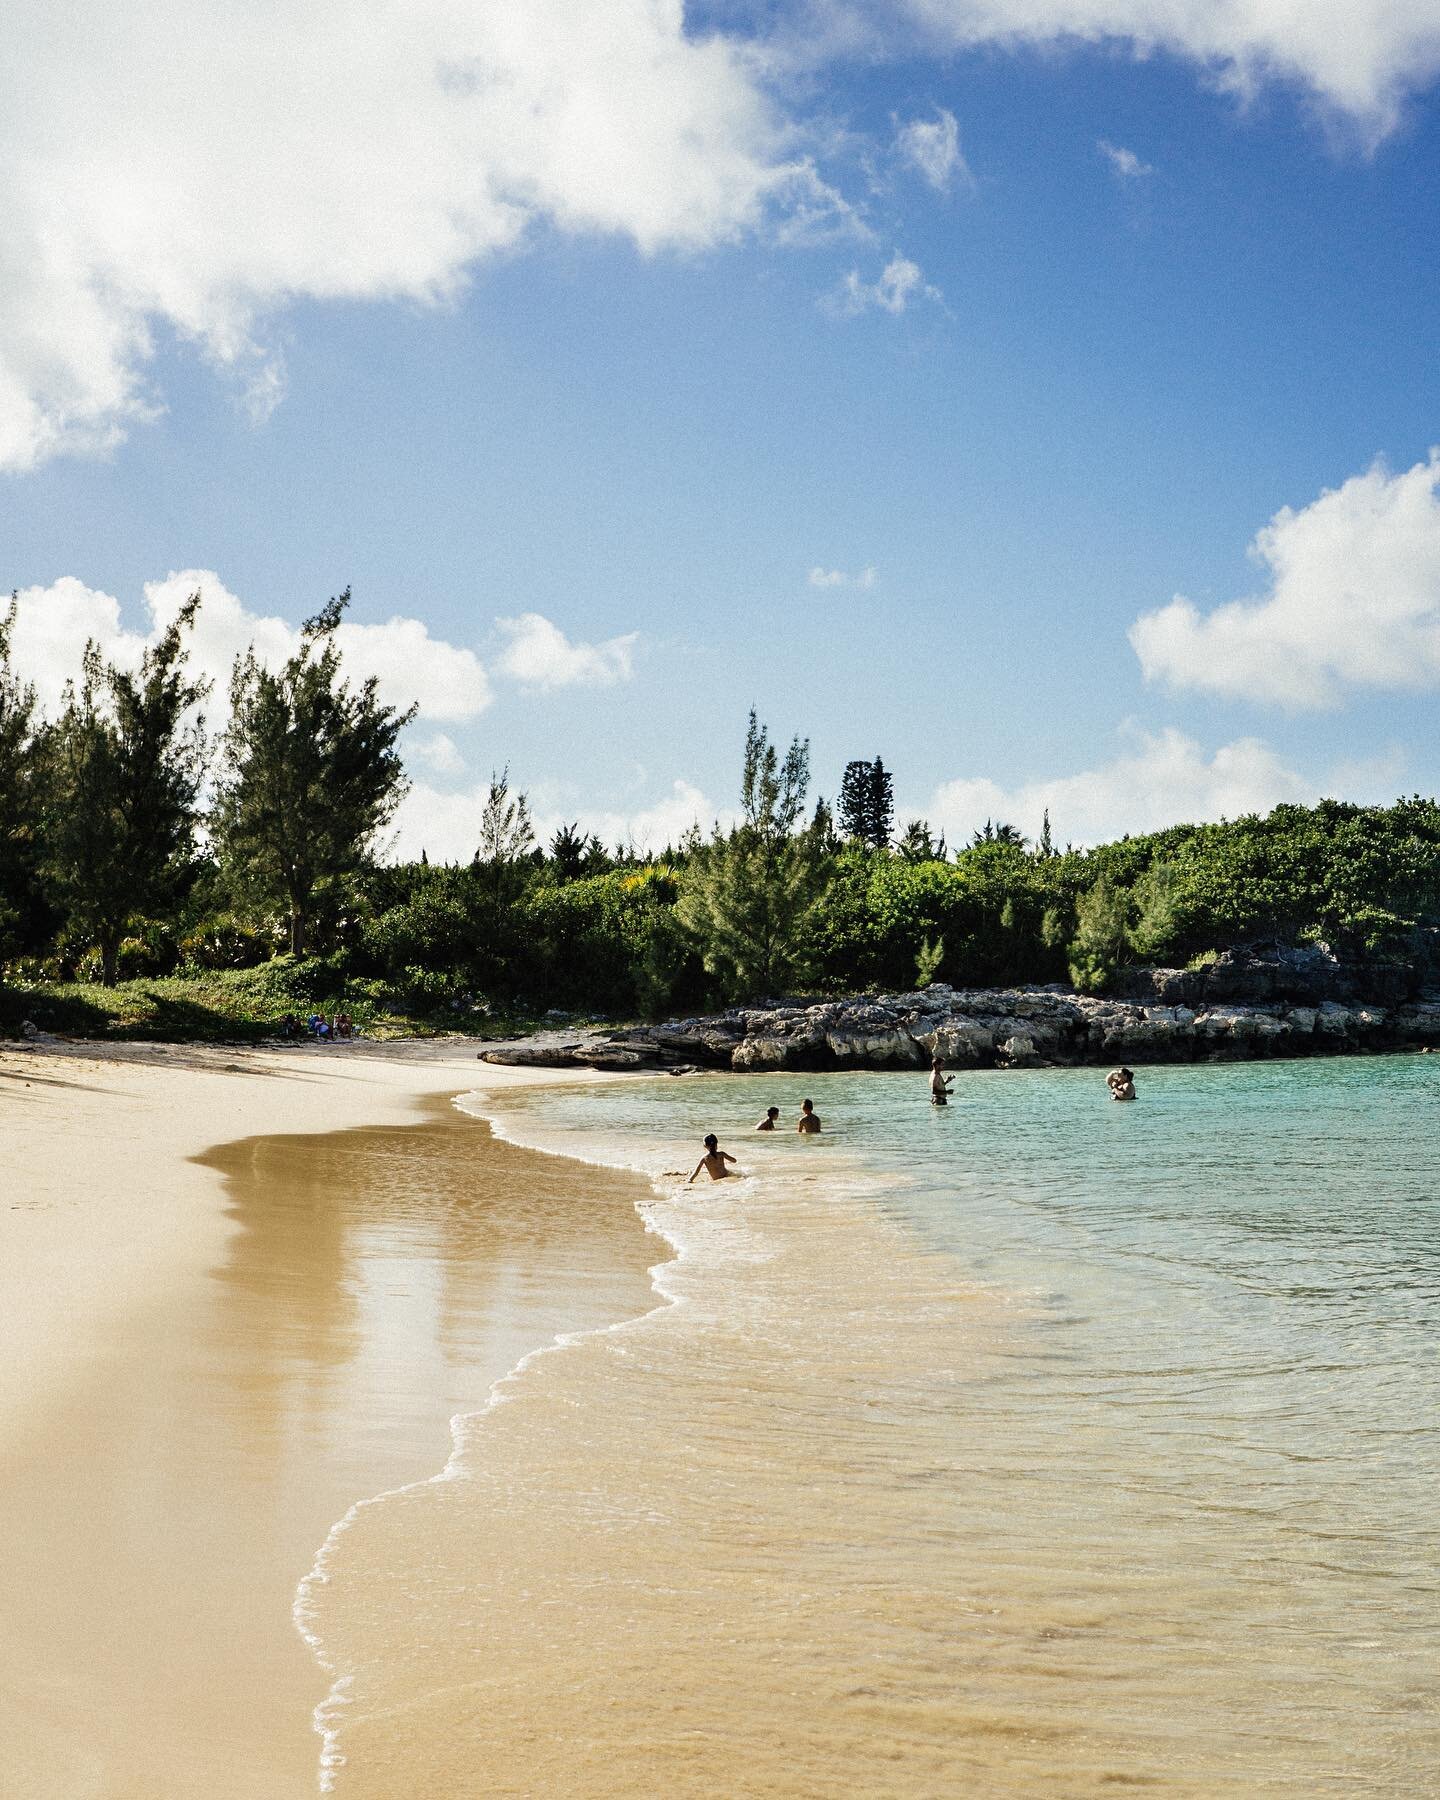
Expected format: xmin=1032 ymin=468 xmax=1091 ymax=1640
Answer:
xmin=305 ymin=1057 xmax=1439 ymax=1796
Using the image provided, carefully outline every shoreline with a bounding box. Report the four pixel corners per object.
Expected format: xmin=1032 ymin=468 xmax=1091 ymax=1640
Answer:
xmin=0 ymin=1039 xmax=658 ymax=1798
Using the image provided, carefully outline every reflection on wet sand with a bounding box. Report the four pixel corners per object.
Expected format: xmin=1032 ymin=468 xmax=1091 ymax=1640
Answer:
xmin=0 ymin=1102 xmax=657 ymax=1799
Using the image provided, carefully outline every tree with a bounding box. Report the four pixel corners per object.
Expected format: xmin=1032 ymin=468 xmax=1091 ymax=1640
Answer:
xmin=45 ymin=594 xmax=209 ymax=984
xmin=0 ymin=596 xmax=52 ymax=961
xmin=838 ymin=756 xmax=895 ymax=848
xmin=678 ymin=711 xmax=827 ymax=997
xmin=971 ymin=818 xmax=1025 ymax=849
xmin=1037 ymin=809 xmax=1055 ymax=859
xmin=214 ymin=590 xmax=415 ymax=957
xmin=475 ymin=768 xmax=535 ymax=905
xmin=897 ymin=818 xmax=945 ymax=863
xmin=549 ymin=821 xmax=587 ymax=882
xmin=1067 ymin=875 xmax=1131 ymax=993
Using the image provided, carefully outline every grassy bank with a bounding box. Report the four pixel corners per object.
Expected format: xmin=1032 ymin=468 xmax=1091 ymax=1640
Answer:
xmin=0 ymin=963 xmax=563 ymax=1043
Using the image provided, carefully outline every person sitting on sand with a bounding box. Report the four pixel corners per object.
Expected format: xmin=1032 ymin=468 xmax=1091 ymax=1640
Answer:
xmin=689 ymin=1134 xmax=738 ymax=1182
xmin=1107 ymin=1066 xmax=1137 ymax=1102
xmin=797 ymin=1099 xmax=821 ymax=1134
xmin=929 ymin=1057 xmax=953 ymax=1106
xmin=755 ymin=1107 xmax=780 ymax=1131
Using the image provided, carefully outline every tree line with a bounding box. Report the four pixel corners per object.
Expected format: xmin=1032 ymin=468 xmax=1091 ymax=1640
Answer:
xmin=5 ymin=589 xmax=1440 ymax=1017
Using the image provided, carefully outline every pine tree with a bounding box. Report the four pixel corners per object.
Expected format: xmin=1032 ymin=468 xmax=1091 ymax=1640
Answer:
xmin=837 ymin=755 xmax=894 ymax=848
xmin=549 ymin=821 xmax=586 ymax=882
xmin=214 ymin=590 xmax=415 ymax=957
xmin=45 ymin=593 xmax=209 ymax=984
xmin=678 ymin=711 xmax=827 ymax=997
xmin=475 ymin=768 xmax=535 ymax=905
xmin=0 ymin=596 xmax=51 ymax=961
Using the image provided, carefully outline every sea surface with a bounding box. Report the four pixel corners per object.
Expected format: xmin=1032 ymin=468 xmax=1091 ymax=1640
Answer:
xmin=307 ymin=1057 xmax=1440 ymax=1796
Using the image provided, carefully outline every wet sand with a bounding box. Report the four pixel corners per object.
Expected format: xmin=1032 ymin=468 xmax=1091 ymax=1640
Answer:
xmin=0 ymin=1045 xmax=655 ymax=1798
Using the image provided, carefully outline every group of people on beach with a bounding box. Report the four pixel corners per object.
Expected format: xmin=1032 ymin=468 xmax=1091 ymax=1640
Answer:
xmin=278 ymin=1012 xmax=357 ymax=1042
xmin=689 ymin=1054 xmax=1138 ymax=1182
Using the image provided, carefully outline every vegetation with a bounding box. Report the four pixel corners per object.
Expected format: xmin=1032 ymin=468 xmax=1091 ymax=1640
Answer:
xmin=5 ymin=594 xmax=1440 ymax=1039
xmin=213 ymin=593 xmax=414 ymax=958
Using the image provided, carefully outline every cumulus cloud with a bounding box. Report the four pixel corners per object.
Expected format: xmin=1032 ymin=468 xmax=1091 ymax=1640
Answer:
xmin=1098 ymin=139 xmax=1153 ymax=178
xmin=7 ymin=570 xmax=493 ymax=722
xmin=829 ymin=253 xmax=941 ymax=316
xmin=410 ymin=732 xmax=467 ymax=777
xmin=494 ymin=613 xmax=638 ymax=690
xmin=881 ymin=0 xmax=1440 ymax=140
xmin=393 ymin=776 xmax=716 ymax=864
xmin=0 ymin=0 xmax=802 ymax=473
xmin=928 ymin=725 xmax=1329 ymax=847
xmin=895 ymin=108 xmax=970 ymax=189
xmin=808 ymin=565 xmax=877 ymax=589
xmin=1130 ymin=453 xmax=1440 ymax=709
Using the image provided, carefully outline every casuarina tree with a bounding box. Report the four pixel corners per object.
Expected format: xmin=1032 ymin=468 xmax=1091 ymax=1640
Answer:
xmin=678 ymin=710 xmax=828 ymax=997
xmin=44 ymin=593 xmax=209 ymax=984
xmin=214 ymin=590 xmax=415 ymax=957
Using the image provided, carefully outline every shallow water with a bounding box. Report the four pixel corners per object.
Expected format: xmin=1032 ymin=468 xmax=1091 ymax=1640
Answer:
xmin=308 ymin=1057 xmax=1439 ymax=1795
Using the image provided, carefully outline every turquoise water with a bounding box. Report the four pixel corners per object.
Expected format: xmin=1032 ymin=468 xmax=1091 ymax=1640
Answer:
xmin=470 ymin=1055 xmax=1439 ymax=1791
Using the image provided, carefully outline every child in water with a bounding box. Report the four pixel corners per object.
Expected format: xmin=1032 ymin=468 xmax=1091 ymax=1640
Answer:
xmin=755 ymin=1107 xmax=780 ymax=1131
xmin=689 ymin=1134 xmax=738 ymax=1182
xmin=1107 ymin=1067 xmax=1137 ymax=1102
xmin=797 ymin=1099 xmax=821 ymax=1134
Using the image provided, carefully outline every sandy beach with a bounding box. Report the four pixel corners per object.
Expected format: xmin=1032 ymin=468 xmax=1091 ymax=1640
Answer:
xmin=0 ymin=1038 xmax=657 ymax=1798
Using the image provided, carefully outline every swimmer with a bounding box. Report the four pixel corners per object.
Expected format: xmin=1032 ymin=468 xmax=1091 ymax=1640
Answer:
xmin=929 ymin=1056 xmax=953 ymax=1106
xmin=755 ymin=1106 xmax=781 ymax=1131
xmin=1107 ymin=1066 xmax=1137 ymax=1102
xmin=797 ymin=1099 xmax=821 ymax=1134
xmin=689 ymin=1133 xmax=738 ymax=1182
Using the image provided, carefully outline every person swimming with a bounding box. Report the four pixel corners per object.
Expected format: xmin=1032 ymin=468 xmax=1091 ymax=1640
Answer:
xmin=929 ymin=1056 xmax=954 ymax=1106
xmin=797 ymin=1099 xmax=821 ymax=1134
xmin=689 ymin=1133 xmax=739 ymax=1182
xmin=755 ymin=1107 xmax=780 ymax=1131
xmin=1107 ymin=1066 xmax=1137 ymax=1102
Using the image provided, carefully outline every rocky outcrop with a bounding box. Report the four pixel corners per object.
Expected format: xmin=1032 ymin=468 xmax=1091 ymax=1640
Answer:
xmin=478 ymin=981 xmax=1440 ymax=1073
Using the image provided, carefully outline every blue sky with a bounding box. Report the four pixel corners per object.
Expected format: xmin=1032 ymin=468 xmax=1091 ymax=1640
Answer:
xmin=4 ymin=2 xmax=1440 ymax=857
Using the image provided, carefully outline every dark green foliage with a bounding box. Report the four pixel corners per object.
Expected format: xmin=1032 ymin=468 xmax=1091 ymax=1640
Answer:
xmin=0 ymin=597 xmax=54 ymax=961
xmin=213 ymin=590 xmax=415 ymax=957
xmin=838 ymin=756 xmax=895 ymax=848
xmin=897 ymin=818 xmax=945 ymax=862
xmin=43 ymin=594 xmax=209 ymax=985
xmin=678 ymin=712 xmax=828 ymax=998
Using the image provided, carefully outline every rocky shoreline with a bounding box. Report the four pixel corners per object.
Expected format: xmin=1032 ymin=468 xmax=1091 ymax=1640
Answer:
xmin=480 ymin=945 xmax=1440 ymax=1074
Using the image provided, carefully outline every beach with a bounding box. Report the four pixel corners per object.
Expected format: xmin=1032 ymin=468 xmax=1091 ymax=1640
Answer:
xmin=3 ymin=1043 xmax=1436 ymax=1797
xmin=0 ymin=1039 xmax=658 ymax=1797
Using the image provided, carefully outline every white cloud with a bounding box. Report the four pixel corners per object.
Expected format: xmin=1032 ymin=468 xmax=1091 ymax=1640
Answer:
xmin=883 ymin=1 xmax=1440 ymax=140
xmin=1130 ymin=453 xmax=1440 ymax=708
xmin=410 ymin=732 xmax=467 ymax=777
xmin=895 ymin=109 xmax=970 ymax=189
xmin=1098 ymin=139 xmax=1153 ymax=178
xmin=829 ymin=253 xmax=941 ymax=316
xmin=8 ymin=570 xmax=493 ymax=723
xmin=808 ymin=565 xmax=877 ymax=588
xmin=928 ymin=725 xmax=1337 ymax=847
xmin=494 ymin=613 xmax=638 ymax=691
xmin=393 ymin=776 xmax=716 ymax=864
xmin=0 ymin=0 xmax=803 ymax=473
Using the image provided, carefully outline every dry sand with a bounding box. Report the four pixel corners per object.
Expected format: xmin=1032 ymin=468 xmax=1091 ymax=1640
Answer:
xmin=0 ymin=1037 xmax=655 ymax=1799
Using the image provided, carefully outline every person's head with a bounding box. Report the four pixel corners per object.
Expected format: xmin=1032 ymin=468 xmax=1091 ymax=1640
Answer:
xmin=766 ymin=1107 xmax=779 ymax=1121
xmin=801 ymin=1099 xmax=813 ymax=1114
xmin=931 ymin=1056 xmax=944 ymax=1070
xmin=703 ymin=1133 xmax=718 ymax=1151
xmin=1120 ymin=1067 xmax=1133 ymax=1081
